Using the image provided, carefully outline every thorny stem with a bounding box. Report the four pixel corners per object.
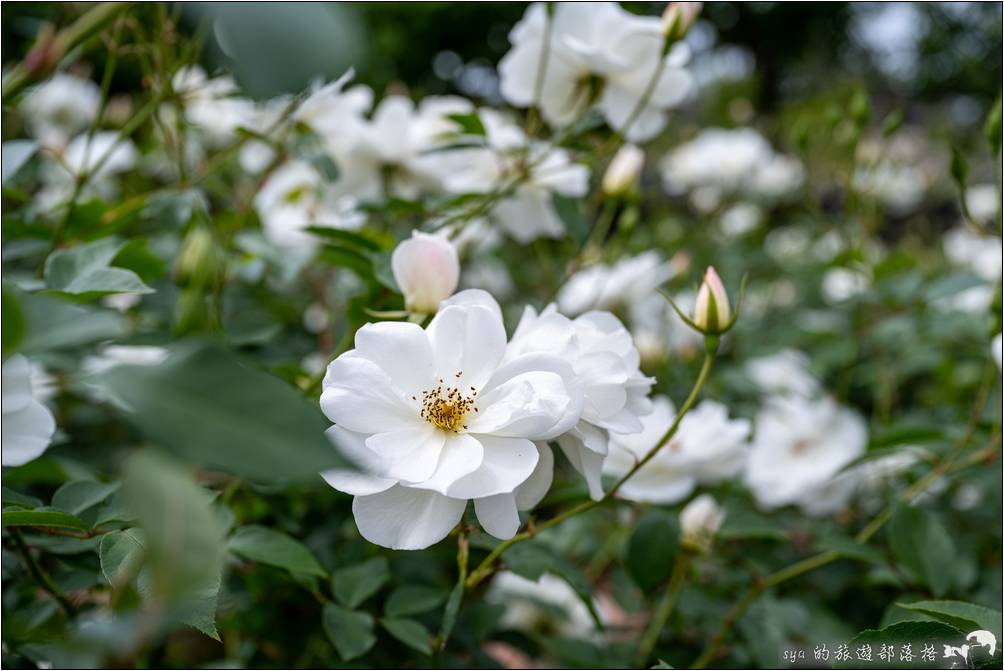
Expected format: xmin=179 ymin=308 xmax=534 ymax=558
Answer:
xmin=637 ymin=552 xmax=692 ymax=666
xmin=8 ymin=528 xmax=75 ymax=617
xmin=691 ymin=359 xmax=1001 ymax=669
xmin=465 ymin=345 xmax=717 ymax=591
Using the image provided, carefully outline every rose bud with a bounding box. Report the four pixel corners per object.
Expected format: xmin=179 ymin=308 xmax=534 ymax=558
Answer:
xmin=391 ymin=230 xmax=460 ymax=315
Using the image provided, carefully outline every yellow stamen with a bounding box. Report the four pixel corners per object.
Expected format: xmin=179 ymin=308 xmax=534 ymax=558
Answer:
xmin=420 ymin=372 xmax=478 ymax=433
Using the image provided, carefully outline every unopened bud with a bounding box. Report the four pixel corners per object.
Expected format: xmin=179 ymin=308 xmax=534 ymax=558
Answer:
xmin=602 ymin=144 xmax=644 ymax=197
xmin=661 ymin=2 xmax=702 ymax=41
xmin=693 ymin=266 xmax=730 ymax=332
xmin=680 ymin=494 xmax=725 ymax=553
xmin=391 ymin=230 xmax=460 ymax=315
xmin=175 ymin=225 xmax=218 ymax=287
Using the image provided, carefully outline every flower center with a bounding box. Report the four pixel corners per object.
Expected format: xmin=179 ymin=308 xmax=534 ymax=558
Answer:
xmin=418 ymin=372 xmax=478 ymax=433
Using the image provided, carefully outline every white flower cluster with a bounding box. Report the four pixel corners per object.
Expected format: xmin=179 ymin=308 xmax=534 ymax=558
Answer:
xmin=658 ymin=127 xmax=804 ymax=212
xmin=319 ymin=289 xmax=654 ymax=549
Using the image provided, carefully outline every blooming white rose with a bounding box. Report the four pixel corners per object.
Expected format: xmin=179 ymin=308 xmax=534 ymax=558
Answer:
xmin=659 ymin=128 xmax=803 ymax=211
xmin=172 ymin=65 xmax=256 ymax=148
xmin=319 ymin=295 xmax=583 ymax=549
xmin=499 ymin=2 xmax=692 ymax=142
xmin=488 ymin=571 xmax=609 ymax=639
xmin=557 ymin=251 xmax=675 ymax=316
xmin=943 ymin=227 xmax=1003 ymax=283
xmin=501 ymin=295 xmax=654 ymax=499
xmin=442 ymin=109 xmax=590 ymax=243
xmin=680 ymin=493 xmax=724 ymax=553
xmin=745 ymin=349 xmax=821 ymax=399
xmin=36 ymin=131 xmax=138 ymax=211
xmin=603 ymin=396 xmax=750 ymax=504
xmin=335 ymin=95 xmax=474 ymax=201
xmin=254 ymin=161 xmax=366 ymax=254
xmin=391 ymin=231 xmax=460 ymax=314
xmin=22 ymin=73 xmax=101 ymax=148
xmin=2 ymin=355 xmax=57 ymax=467
xmin=744 ymin=395 xmax=867 ymax=515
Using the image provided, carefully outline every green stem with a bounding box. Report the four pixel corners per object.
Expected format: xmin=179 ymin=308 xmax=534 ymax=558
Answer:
xmin=2 ymin=2 xmax=133 ymax=101
xmin=582 ymin=199 xmax=618 ymax=259
xmin=465 ymin=346 xmax=717 ymax=590
xmin=637 ymin=553 xmax=691 ymax=666
xmin=8 ymin=528 xmax=75 ymax=617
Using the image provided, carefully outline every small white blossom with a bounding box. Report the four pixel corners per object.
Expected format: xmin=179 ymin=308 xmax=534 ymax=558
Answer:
xmin=602 ymin=144 xmax=644 ymax=196
xmin=746 ymin=349 xmax=821 ymax=399
xmin=745 ymin=395 xmax=867 ymax=515
xmin=603 ymin=396 xmax=750 ymax=504
xmin=499 ymin=2 xmax=692 ymax=142
xmin=22 ymin=73 xmax=101 ymax=148
xmin=557 ymin=251 xmax=675 ymax=316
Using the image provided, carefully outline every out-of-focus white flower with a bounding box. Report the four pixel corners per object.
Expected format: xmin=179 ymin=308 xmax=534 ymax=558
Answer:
xmin=295 ymin=70 xmax=373 ymax=140
xmin=659 ymin=128 xmax=803 ymax=211
xmin=943 ymin=227 xmax=1003 ymax=282
xmin=319 ymin=294 xmax=582 ymax=549
xmin=488 ymin=571 xmax=607 ymax=638
xmin=254 ymin=161 xmax=366 ymax=254
xmin=602 ymin=144 xmax=644 ymax=196
xmin=746 ymin=349 xmax=820 ymax=399
xmin=965 ymin=183 xmax=999 ymax=226
xmin=993 ymin=334 xmax=1003 ymax=370
xmin=557 ymin=251 xmax=675 ymax=316
xmin=2 ymin=354 xmax=57 ymax=467
xmin=37 ymin=131 xmax=138 ymax=211
xmin=853 ymin=159 xmax=927 ymax=215
xmin=22 ymin=73 xmax=101 ymax=148
xmin=82 ymin=346 xmax=169 ymax=377
xmin=391 ymin=231 xmax=460 ymax=314
xmin=680 ymin=493 xmax=724 ymax=552
xmin=335 ymin=95 xmax=474 ymax=201
xmin=172 ymin=65 xmax=256 ymax=147
xmin=693 ymin=266 xmax=729 ymax=332
xmin=745 ymin=395 xmax=867 ymax=515
xmin=499 ymin=2 xmax=692 ymax=142
xmin=302 ymin=303 xmax=330 ymax=334
xmin=603 ymin=396 xmax=749 ymax=504
xmin=821 ymin=267 xmax=870 ymax=304
xmin=443 ymin=110 xmax=589 ymax=243
xmin=719 ymin=203 xmax=762 ymax=237
xmin=460 ymin=256 xmax=515 ymax=300
xmin=628 ymin=290 xmax=702 ymax=366
xmin=661 ymin=2 xmax=703 ymax=40
xmin=500 ymin=294 xmax=654 ymax=500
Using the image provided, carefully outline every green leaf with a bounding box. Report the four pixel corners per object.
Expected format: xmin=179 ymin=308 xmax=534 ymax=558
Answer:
xmin=553 ymin=194 xmax=590 ymax=245
xmin=2 ymin=288 xmax=25 ymax=357
xmin=446 ymin=112 xmax=486 ymax=137
xmin=228 ymin=525 xmax=327 ymax=578
xmin=381 ymin=617 xmax=432 ymax=655
xmin=99 ymin=528 xmax=147 ymax=588
xmin=331 ymin=557 xmax=389 ymax=608
xmin=626 ymin=511 xmax=679 ymax=592
xmin=438 ymin=575 xmax=464 ymax=652
xmin=986 ymin=94 xmax=1002 ymax=156
xmin=51 ymin=480 xmax=120 ymax=516
xmin=888 ymin=504 xmax=955 ymax=597
xmin=44 ymin=237 xmax=154 ymax=299
xmin=2 ymin=140 xmax=38 ymax=184
xmin=17 ymin=291 xmax=127 ymax=353
xmin=304 ymin=227 xmax=383 ymax=251
xmin=1 ymin=486 xmax=41 ymax=509
xmin=323 ymin=603 xmax=376 ymax=661
xmin=94 ymin=341 xmax=348 ymax=481
xmin=719 ymin=507 xmax=787 ymax=541
xmin=122 ymin=451 xmax=224 ymax=639
xmin=384 ymin=585 xmax=447 ymax=617
xmin=1 ymin=509 xmax=89 ymax=531
xmin=836 ymin=621 xmax=964 ymax=669
xmin=897 ymin=600 xmax=1003 ymax=639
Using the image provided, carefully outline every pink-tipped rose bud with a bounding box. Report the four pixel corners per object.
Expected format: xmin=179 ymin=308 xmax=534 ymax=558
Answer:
xmin=661 ymin=2 xmax=702 ymax=41
xmin=693 ymin=266 xmax=730 ymax=331
xmin=391 ymin=231 xmax=460 ymax=314
xmin=602 ymin=144 xmax=645 ymax=197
